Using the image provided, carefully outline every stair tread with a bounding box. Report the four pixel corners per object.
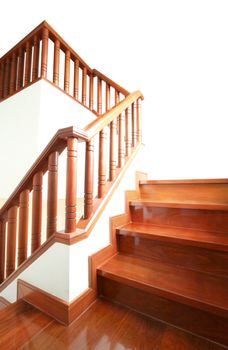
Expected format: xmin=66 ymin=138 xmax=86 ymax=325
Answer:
xmin=130 ymin=199 xmax=228 ymax=210
xmin=140 ymin=179 xmax=228 ymax=185
xmin=98 ymin=254 xmax=228 ymax=316
xmin=117 ymin=223 xmax=228 ymax=251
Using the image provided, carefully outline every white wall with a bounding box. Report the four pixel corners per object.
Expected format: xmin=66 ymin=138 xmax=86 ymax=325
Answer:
xmin=0 ymin=145 xmax=147 ymax=303
xmin=0 ymin=80 xmax=95 ymax=200
xmin=1 ymin=0 xmax=227 ymax=179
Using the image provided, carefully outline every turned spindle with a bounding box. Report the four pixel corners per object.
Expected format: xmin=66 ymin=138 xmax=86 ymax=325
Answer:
xmin=0 ymin=220 xmax=6 ymax=283
xmin=31 ymin=172 xmax=43 ymax=253
xmin=17 ymin=47 xmax=24 ymax=89
xmin=65 ymin=138 xmax=77 ymax=233
xmin=64 ymin=50 xmax=70 ymax=93
xmin=32 ymin=35 xmax=40 ymax=81
xmin=125 ymin=107 xmax=131 ymax=157
xmin=53 ymin=39 xmax=60 ymax=85
xmin=118 ymin=111 xmax=125 ymax=168
xmin=131 ymin=102 xmax=137 ymax=147
xmin=18 ymin=190 xmax=29 ymax=266
xmin=73 ymin=59 xmax=79 ymax=99
xmin=97 ymin=77 xmax=102 ymax=114
xmin=41 ymin=27 xmax=49 ymax=79
xmin=84 ymin=140 xmax=94 ymax=218
xmin=9 ymin=53 xmax=17 ymax=94
xmin=3 ymin=59 xmax=10 ymax=98
xmin=82 ymin=66 xmax=87 ymax=105
xmin=89 ymin=73 xmax=94 ymax=110
xmin=47 ymin=152 xmax=58 ymax=238
xmin=24 ymin=41 xmax=32 ymax=86
xmin=0 ymin=62 xmax=4 ymax=99
xmin=98 ymin=129 xmax=107 ymax=197
xmin=136 ymin=98 xmax=142 ymax=143
xmin=6 ymin=206 xmax=18 ymax=277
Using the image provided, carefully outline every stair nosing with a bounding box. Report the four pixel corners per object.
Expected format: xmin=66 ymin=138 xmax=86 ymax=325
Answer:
xmin=130 ymin=200 xmax=228 ymax=211
xmin=116 ymin=224 xmax=228 ymax=252
xmin=97 ymin=254 xmax=228 ymax=318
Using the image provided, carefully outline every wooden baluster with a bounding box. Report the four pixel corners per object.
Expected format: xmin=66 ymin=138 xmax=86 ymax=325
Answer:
xmin=32 ymin=35 xmax=40 ymax=81
xmin=115 ymin=90 xmax=120 ymax=135
xmin=64 ymin=50 xmax=70 ymax=93
xmin=98 ymin=129 xmax=107 ymax=198
xmin=24 ymin=41 xmax=32 ymax=86
xmin=0 ymin=62 xmax=4 ymax=100
xmin=47 ymin=152 xmax=58 ymax=238
xmin=9 ymin=53 xmax=17 ymax=94
xmin=125 ymin=107 xmax=131 ymax=157
xmin=53 ymin=39 xmax=60 ymax=85
xmin=107 ymin=83 xmax=116 ymax=180
xmin=82 ymin=66 xmax=87 ymax=105
xmin=3 ymin=59 xmax=10 ymax=97
xmin=73 ymin=59 xmax=79 ymax=99
xmin=136 ymin=98 xmax=142 ymax=143
xmin=0 ymin=220 xmax=6 ymax=283
xmin=65 ymin=138 xmax=77 ymax=233
xmin=118 ymin=111 xmax=125 ymax=167
xmin=18 ymin=190 xmax=29 ymax=266
xmin=84 ymin=140 xmax=94 ymax=219
xmin=109 ymin=119 xmax=117 ymax=181
xmin=97 ymin=77 xmax=102 ymax=114
xmin=6 ymin=206 xmax=17 ymax=277
xmin=31 ymin=172 xmax=43 ymax=253
xmin=132 ymin=102 xmax=137 ymax=147
xmin=106 ymin=83 xmax=110 ymax=111
xmin=89 ymin=73 xmax=94 ymax=110
xmin=41 ymin=27 xmax=49 ymax=79
xmin=17 ymin=47 xmax=24 ymax=89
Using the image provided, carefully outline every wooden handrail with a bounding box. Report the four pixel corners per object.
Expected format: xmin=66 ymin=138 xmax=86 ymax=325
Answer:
xmin=0 ymin=21 xmax=131 ymax=113
xmin=0 ymin=21 xmax=144 ymax=286
xmin=85 ymin=91 xmax=143 ymax=138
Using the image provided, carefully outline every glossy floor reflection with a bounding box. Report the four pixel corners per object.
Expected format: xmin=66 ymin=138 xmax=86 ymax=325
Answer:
xmin=0 ymin=299 xmax=225 ymax=350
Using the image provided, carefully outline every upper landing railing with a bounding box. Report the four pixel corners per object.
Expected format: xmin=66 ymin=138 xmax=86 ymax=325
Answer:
xmin=0 ymin=21 xmax=129 ymax=114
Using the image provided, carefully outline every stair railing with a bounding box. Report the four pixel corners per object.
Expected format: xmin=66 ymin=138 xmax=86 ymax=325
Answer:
xmin=0 ymin=90 xmax=143 ymax=285
xmin=0 ymin=21 xmax=128 ymax=113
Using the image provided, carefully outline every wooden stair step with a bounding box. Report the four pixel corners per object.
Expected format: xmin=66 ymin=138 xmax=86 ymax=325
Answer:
xmin=117 ymin=223 xmax=228 ymax=252
xmin=130 ymin=199 xmax=228 ymax=211
xmin=97 ymin=254 xmax=228 ymax=318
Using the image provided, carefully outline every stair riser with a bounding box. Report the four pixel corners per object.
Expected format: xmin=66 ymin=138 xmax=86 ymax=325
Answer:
xmin=139 ymin=183 xmax=228 ymax=204
xmin=117 ymin=234 xmax=228 ymax=277
xmin=130 ymin=205 xmax=228 ymax=233
xmin=98 ymin=276 xmax=228 ymax=347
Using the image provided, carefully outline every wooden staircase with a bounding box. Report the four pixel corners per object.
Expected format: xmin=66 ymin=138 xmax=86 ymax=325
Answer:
xmin=97 ymin=179 xmax=228 ymax=347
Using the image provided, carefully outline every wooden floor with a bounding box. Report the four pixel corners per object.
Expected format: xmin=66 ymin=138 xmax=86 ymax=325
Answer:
xmin=0 ymin=299 xmax=226 ymax=350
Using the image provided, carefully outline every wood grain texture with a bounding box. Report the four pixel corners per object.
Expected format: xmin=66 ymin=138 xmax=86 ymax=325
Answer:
xmin=117 ymin=230 xmax=228 ymax=277
xmin=47 ymin=152 xmax=58 ymax=238
xmin=31 ymin=172 xmax=43 ymax=253
xmin=53 ymin=39 xmax=60 ymax=85
xmin=98 ymin=254 xmax=228 ymax=318
xmin=17 ymin=279 xmax=96 ymax=325
xmin=32 ymin=34 xmax=40 ymax=81
xmin=99 ymin=279 xmax=228 ymax=347
xmin=65 ymin=138 xmax=77 ymax=232
xmin=130 ymin=203 xmax=228 ymax=233
xmin=1 ymin=299 xmax=223 ymax=350
xmin=6 ymin=206 xmax=18 ymax=277
xmin=0 ymin=296 xmax=10 ymax=310
xmin=139 ymin=181 xmax=228 ymax=204
xmin=18 ymin=190 xmax=29 ymax=266
xmin=0 ymin=220 xmax=6 ymax=282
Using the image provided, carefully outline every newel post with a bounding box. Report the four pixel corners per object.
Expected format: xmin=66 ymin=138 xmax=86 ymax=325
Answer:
xmin=65 ymin=138 xmax=78 ymax=232
xmin=41 ymin=27 xmax=49 ymax=79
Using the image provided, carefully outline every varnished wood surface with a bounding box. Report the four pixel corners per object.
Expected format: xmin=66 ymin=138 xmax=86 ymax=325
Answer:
xmin=0 ymin=299 xmax=225 ymax=349
xmin=99 ymin=279 xmax=228 ymax=347
xmin=117 ymin=231 xmax=228 ymax=277
xmin=97 ymin=254 xmax=228 ymax=318
xmin=117 ymin=223 xmax=228 ymax=251
xmin=0 ymin=296 xmax=10 ymax=310
xmin=139 ymin=182 xmax=228 ymax=204
xmin=130 ymin=204 xmax=228 ymax=233
xmin=130 ymin=199 xmax=228 ymax=211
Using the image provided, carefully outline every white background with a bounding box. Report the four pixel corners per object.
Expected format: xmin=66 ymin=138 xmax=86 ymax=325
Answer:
xmin=1 ymin=0 xmax=228 ymax=179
